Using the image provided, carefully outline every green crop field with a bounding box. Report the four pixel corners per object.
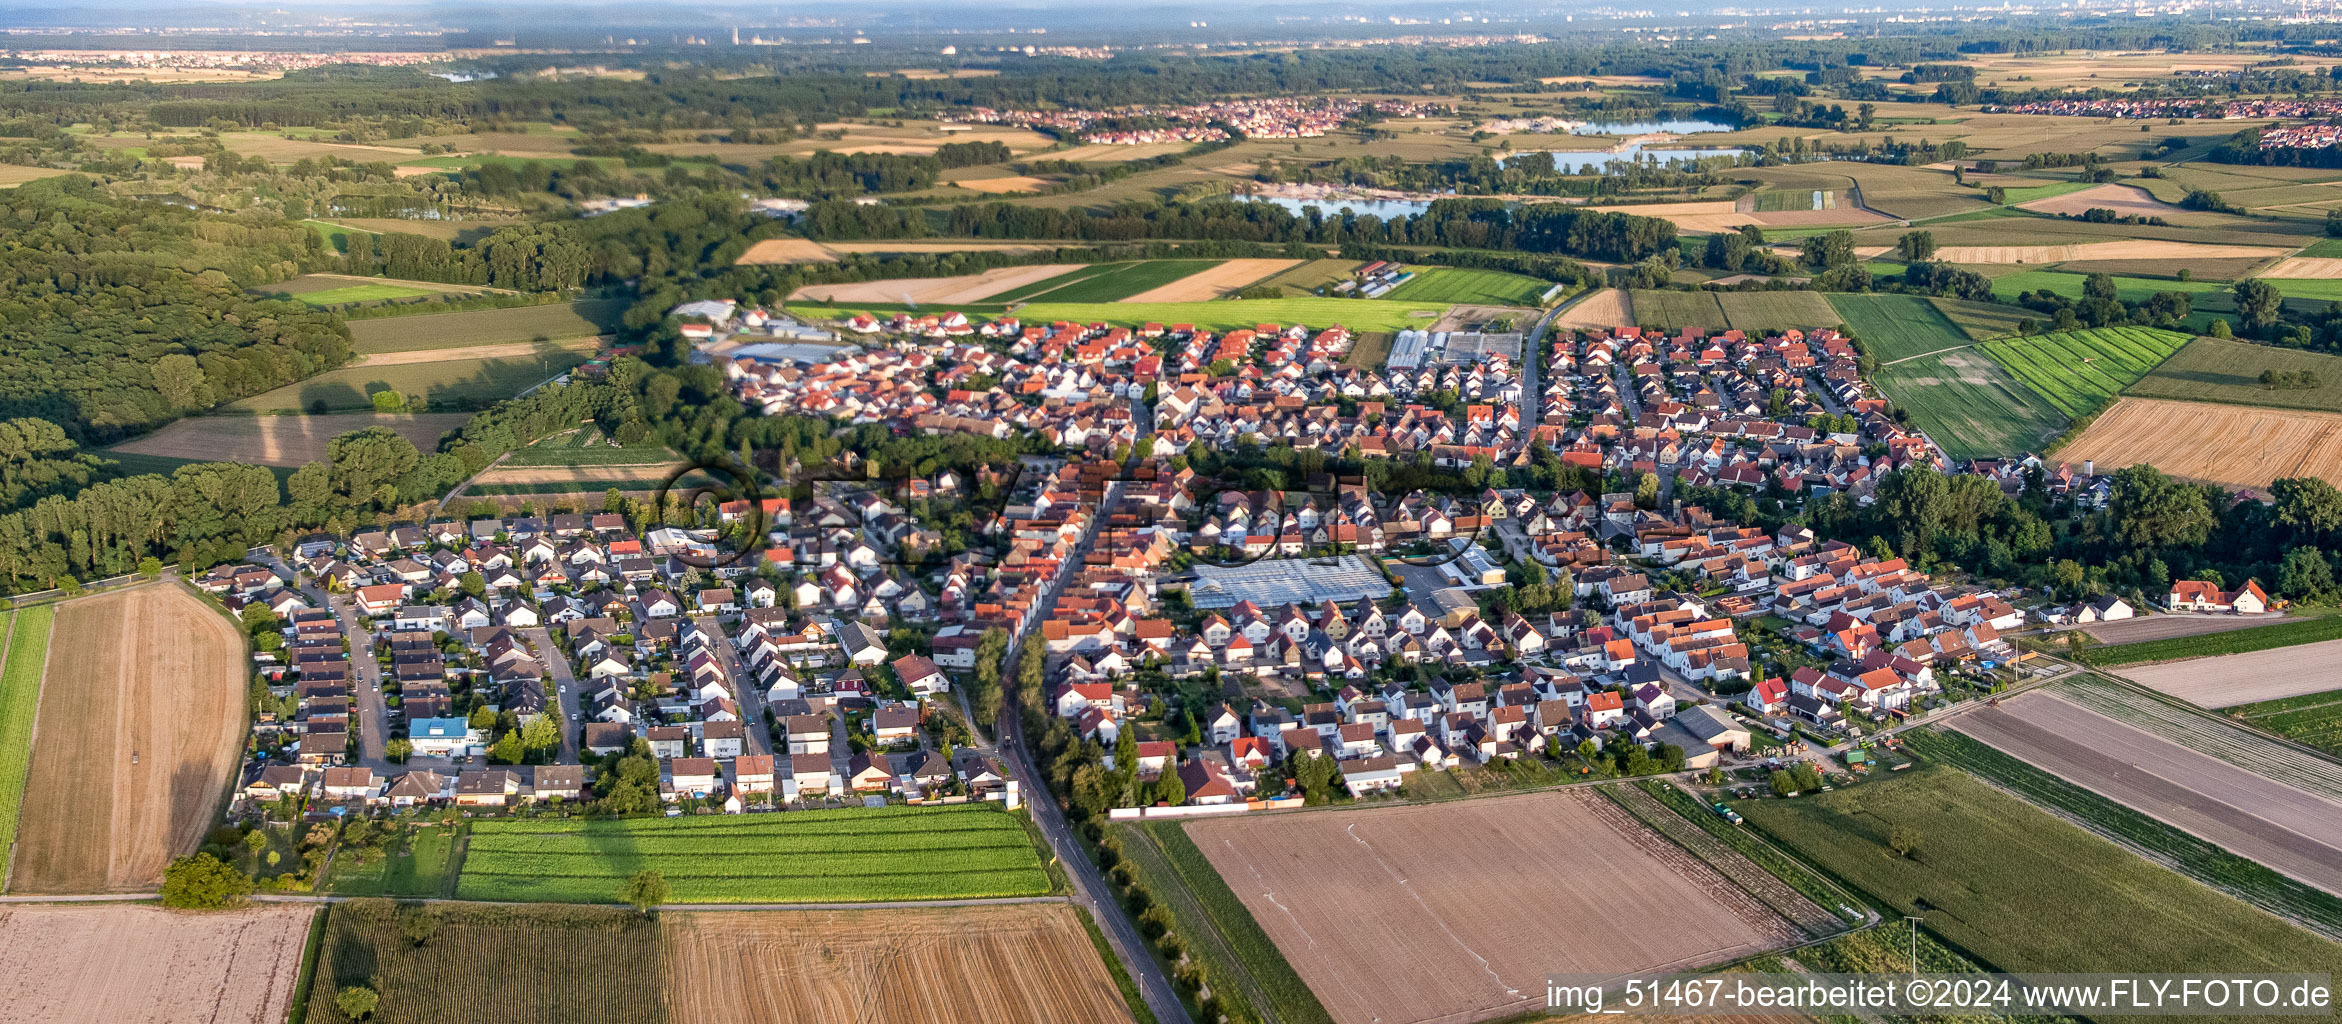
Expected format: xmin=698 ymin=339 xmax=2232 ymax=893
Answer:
xmin=2227 ymin=688 xmax=2342 ymax=757
xmin=1751 ymin=189 xmax=1829 ymax=212
xmin=1384 ymin=267 xmax=1550 ymax=306
xmin=1629 ymin=290 xmax=1837 ymax=334
xmin=348 ymin=299 xmax=628 ymax=353
xmin=2128 ymin=337 xmax=2342 ymax=413
xmin=291 ymin=283 xmax=439 ymax=306
xmin=1875 ymin=347 xmax=2067 ymax=460
xmin=230 ymin=350 xmax=592 ymax=413
xmin=304 ymin=900 xmax=662 ymax=1024
xmin=1012 ymin=260 xmax=1221 ymax=303
xmin=454 ymin=804 xmax=1050 ymax=903
xmin=2298 ymin=238 xmax=2342 ymax=258
xmin=1252 ymin=257 xmax=1360 ymax=296
xmin=1828 ymin=293 xmax=1973 ymax=361
xmin=1901 ymin=729 xmax=2342 ymax=940
xmin=2078 ymin=614 xmax=2342 ymax=666
xmin=1927 ymin=296 xmax=2037 ymax=341
xmin=1978 ymin=326 xmax=2192 ymax=418
xmin=2267 ymin=278 xmax=2342 ymax=303
xmin=0 ymin=607 xmax=44 ymax=887
xmin=1990 ymin=270 xmax=2224 ymax=306
xmin=1737 ymin=767 xmax=2342 ymax=994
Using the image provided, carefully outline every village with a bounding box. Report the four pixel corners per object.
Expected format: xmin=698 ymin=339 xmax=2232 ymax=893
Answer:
xmin=184 ymin=290 xmax=2285 ymax=829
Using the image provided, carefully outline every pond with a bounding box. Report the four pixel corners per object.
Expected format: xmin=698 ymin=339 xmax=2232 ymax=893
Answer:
xmin=1569 ymin=118 xmax=1740 ymax=136
xmin=1230 ymin=194 xmax=1436 ymax=218
xmin=1499 ymin=145 xmax=1753 ymax=172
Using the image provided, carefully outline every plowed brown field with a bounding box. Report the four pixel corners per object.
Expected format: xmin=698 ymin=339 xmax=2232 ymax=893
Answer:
xmin=1187 ymin=789 xmax=1796 ymax=1024
xmin=0 ymin=903 xmax=311 ymax=1024
xmin=110 ymin=412 xmax=469 ymax=467
xmin=2057 ymin=397 xmax=2342 ymax=491
xmin=10 ymin=586 xmax=245 ymax=892
xmin=661 ymin=904 xmax=1131 ymax=1024
xmin=1555 ymin=287 xmax=1632 ymax=331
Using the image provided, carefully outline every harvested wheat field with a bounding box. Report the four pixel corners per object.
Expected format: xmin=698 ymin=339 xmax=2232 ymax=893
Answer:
xmin=791 ymin=264 xmax=1085 ymax=304
xmin=953 ymin=174 xmax=1054 ymax=194
xmin=2017 ymin=183 xmax=2184 ymax=218
xmin=10 ymin=586 xmax=245 ymax=893
xmin=0 ymin=903 xmax=312 ymax=1024
xmin=1188 ymin=789 xmax=1795 ymax=1024
xmin=2059 ymin=397 xmax=2342 ymax=491
xmin=1121 ymin=259 xmax=1301 ymax=303
xmin=110 ymin=413 xmax=469 ymax=468
xmin=820 ymin=240 xmax=1069 ymax=255
xmin=357 ymin=339 xmax=599 ymax=367
xmin=2262 ymin=257 xmax=2342 ymax=279
xmin=663 ymin=904 xmax=1130 ymax=1024
xmin=470 ymin=462 xmax=689 ymax=487
xmin=1592 ymin=200 xmax=1758 ymax=233
xmin=1556 ymin=287 xmax=1632 ymax=330
xmin=734 ymin=238 xmax=839 ymax=265
xmin=2120 ymin=638 xmax=2342 ymax=708
xmin=2083 ymin=613 xmax=2284 ymax=645
xmin=1934 ymin=241 xmax=2290 ymax=263
xmin=1953 ymin=694 xmax=2342 ymax=895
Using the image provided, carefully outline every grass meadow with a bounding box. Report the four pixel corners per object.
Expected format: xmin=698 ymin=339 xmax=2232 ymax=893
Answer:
xmin=2127 ymin=338 xmax=2342 ymax=414
xmin=230 ymin=349 xmax=592 ymax=413
xmin=2227 ymin=688 xmax=2342 ymax=758
xmin=0 ymin=608 xmax=41 ymax=887
xmin=1828 ymin=293 xmax=1973 ymax=360
xmin=1874 ymin=347 xmax=2066 ymax=460
xmin=1384 ymin=267 xmax=1551 ymax=306
xmin=347 ymin=299 xmax=627 ymax=354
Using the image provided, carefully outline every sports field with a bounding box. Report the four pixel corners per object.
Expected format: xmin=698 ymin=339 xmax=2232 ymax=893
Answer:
xmin=347 ymin=299 xmax=626 ymax=353
xmin=1978 ymin=326 xmax=2191 ymax=419
xmin=1383 ymin=267 xmax=1551 ymax=306
xmin=2127 ymin=337 xmax=2342 ymax=413
xmin=229 ymin=350 xmax=590 ymax=413
xmin=1875 ymin=347 xmax=2066 ymax=459
xmin=1738 ymin=766 xmax=2342 ymax=1000
xmin=1828 ymin=293 xmax=1973 ymax=361
xmin=454 ymin=803 xmax=1050 ymax=903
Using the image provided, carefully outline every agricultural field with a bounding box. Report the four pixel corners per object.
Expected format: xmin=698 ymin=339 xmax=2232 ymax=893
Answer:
xmin=2057 ymin=397 xmax=2342 ymax=492
xmin=2228 ymin=688 xmax=2342 ymax=759
xmin=1874 ymin=347 xmax=2067 ymax=460
xmin=1248 ymin=257 xmax=1361 ymax=297
xmin=347 ymin=299 xmax=626 ymax=354
xmin=2083 ymin=613 xmax=2289 ymax=645
xmin=1977 ymin=326 xmax=2191 ymax=418
xmin=229 ymin=350 xmax=591 ymax=413
xmin=1950 ymin=693 xmax=2342 ymax=897
xmin=1184 ymin=789 xmax=1798 ymax=1024
xmin=1002 ymin=298 xmax=1445 ymax=333
xmin=498 ymin=429 xmax=680 ymax=468
xmin=1829 ymin=292 xmax=1973 ymax=361
xmin=1013 ymin=260 xmax=1224 ymax=303
xmin=456 ymin=463 xmax=702 ymax=499
xmin=305 ymin=901 xmax=662 ymax=1024
xmin=1556 ymin=287 xmax=1632 ymax=330
xmin=455 ymin=803 xmax=1050 ymax=903
xmin=1630 ymin=289 xmax=1838 ymax=334
xmin=735 ymin=238 xmax=841 ymax=265
xmin=0 ymin=903 xmax=313 ymax=1024
xmin=0 ymin=612 xmax=29 ymax=881
xmin=2015 ymin=182 xmax=2184 ymax=218
xmin=791 ymin=264 xmax=1086 ymax=304
xmin=664 ymin=906 xmax=1134 ymax=1024
xmin=1990 ymin=269 xmax=2225 ymax=306
xmin=1119 ymin=258 xmax=1301 ymax=302
xmin=2080 ymin=613 xmax=2342 ymax=668
xmin=10 ymin=588 xmax=242 ymax=894
xmin=108 ymin=412 xmax=469 ymax=468
xmin=1737 ymin=765 xmax=2342 ymax=992
xmin=1119 ymin=820 xmax=1332 ymax=1024
xmin=1927 ymin=296 xmax=2038 ymax=340
xmin=1383 ymin=267 xmax=1551 ymax=306
xmin=2127 ymin=337 xmax=2342 ymax=413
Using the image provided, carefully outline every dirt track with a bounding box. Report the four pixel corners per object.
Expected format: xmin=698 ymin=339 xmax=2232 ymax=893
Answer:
xmin=10 ymin=587 xmax=246 ymax=893
xmin=2058 ymin=397 xmax=2342 ymax=491
xmin=2119 ymin=638 xmax=2342 ymax=708
xmin=1121 ymin=259 xmax=1301 ymax=303
xmin=1952 ymin=694 xmax=2342 ymax=895
xmin=662 ymin=905 xmax=1130 ymax=1024
xmin=1187 ymin=789 xmax=1794 ymax=1024
xmin=0 ymin=903 xmax=310 ymax=1024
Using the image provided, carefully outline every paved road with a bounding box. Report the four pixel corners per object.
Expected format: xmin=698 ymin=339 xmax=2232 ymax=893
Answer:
xmin=690 ymin=615 xmax=772 ymax=757
xmin=521 ymin=626 xmax=584 ymax=764
xmin=993 ymin=479 xmax=1192 ymax=1024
